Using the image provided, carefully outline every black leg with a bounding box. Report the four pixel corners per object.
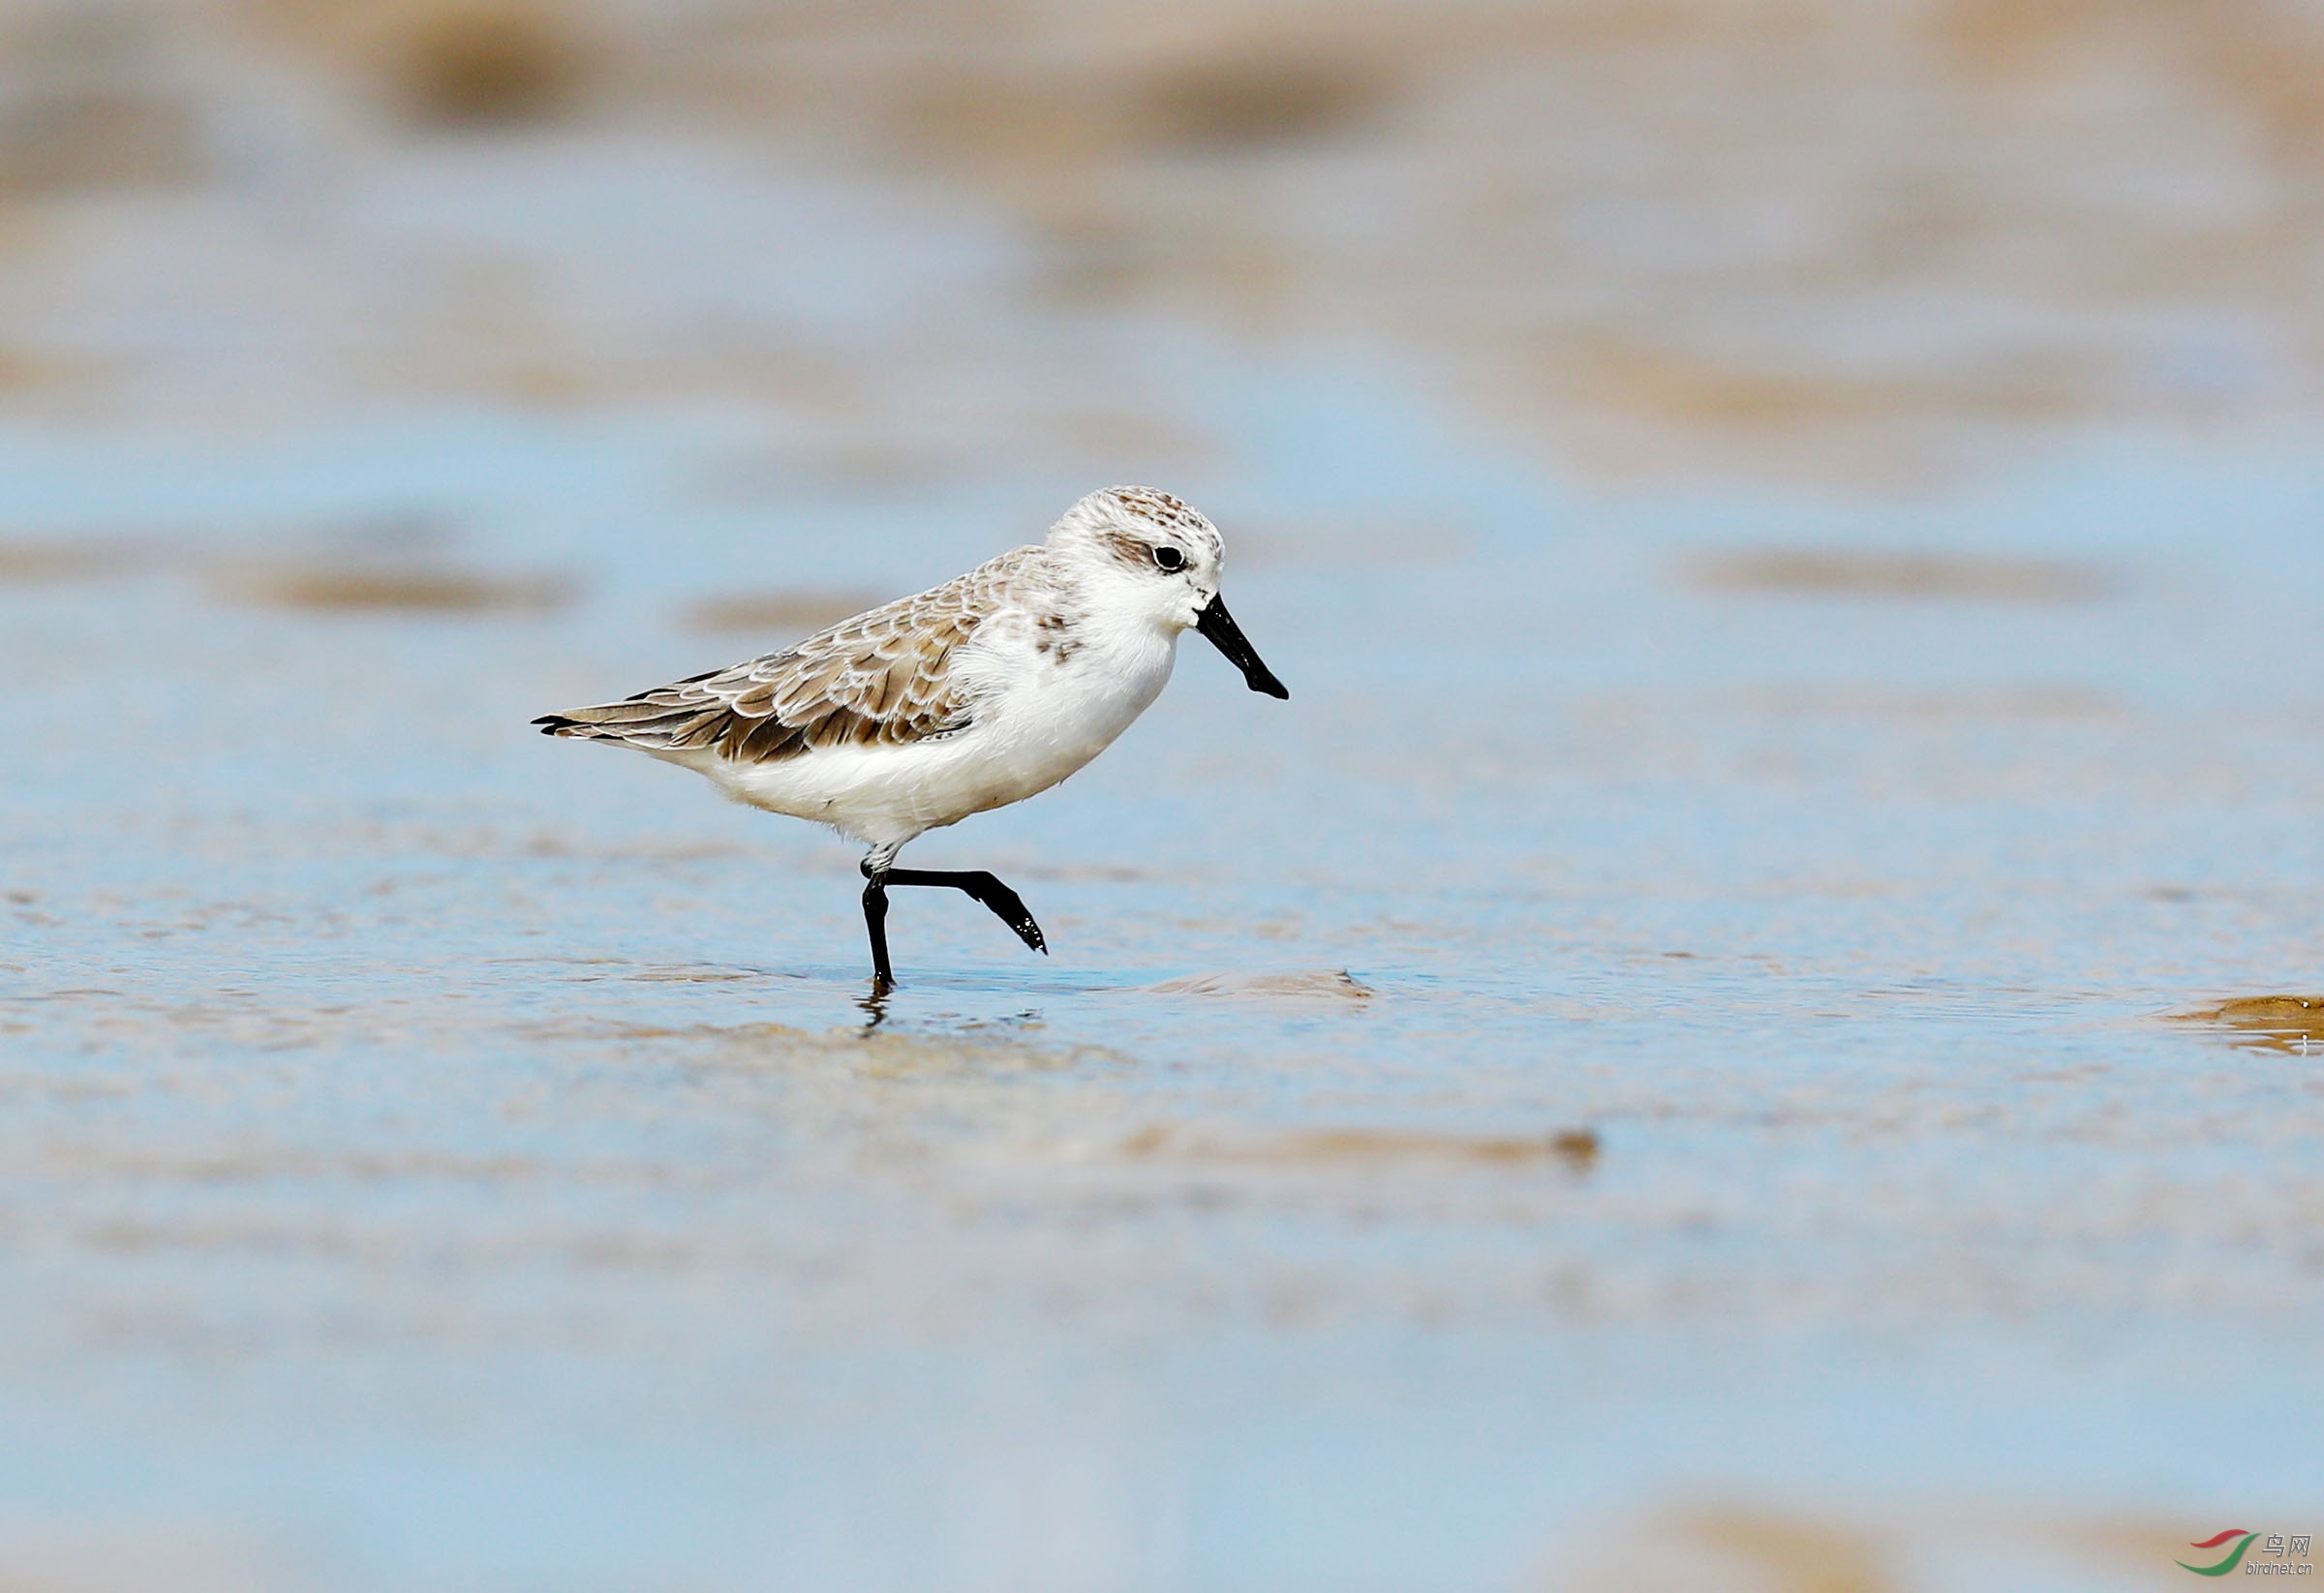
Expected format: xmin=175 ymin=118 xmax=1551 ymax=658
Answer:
xmin=883 ymin=868 xmax=1047 ymax=955
xmin=861 ymin=871 xmax=895 ymax=992
xmin=856 ymin=857 xmax=1046 ymax=991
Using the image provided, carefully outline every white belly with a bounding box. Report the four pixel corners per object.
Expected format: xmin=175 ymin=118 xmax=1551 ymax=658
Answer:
xmin=676 ymin=619 xmax=1178 ymax=846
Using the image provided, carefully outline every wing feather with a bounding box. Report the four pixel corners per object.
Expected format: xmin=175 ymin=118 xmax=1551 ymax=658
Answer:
xmin=535 ymin=550 xmax=1039 ymax=761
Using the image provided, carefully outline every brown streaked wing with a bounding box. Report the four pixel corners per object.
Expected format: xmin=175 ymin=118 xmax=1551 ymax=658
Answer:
xmin=537 ymin=550 xmax=1039 ymax=761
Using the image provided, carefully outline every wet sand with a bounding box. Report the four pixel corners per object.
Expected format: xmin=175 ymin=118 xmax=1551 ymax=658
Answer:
xmin=5 ymin=1 xmax=2324 ymax=1587
xmin=7 ymin=410 xmax=2322 ymax=1588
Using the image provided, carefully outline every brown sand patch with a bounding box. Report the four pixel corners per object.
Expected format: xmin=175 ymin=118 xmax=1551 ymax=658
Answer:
xmin=893 ymin=72 xmax=1117 ymax=175
xmin=1147 ymin=969 xmax=1375 ymax=1000
xmin=1688 ymin=548 xmax=2111 ymax=601
xmin=221 ymin=564 xmax=575 ymax=613
xmin=1555 ymin=1503 xmax=2256 ymax=1591
xmin=378 ymin=1 xmax=592 ymax=127
xmin=681 ymin=591 xmax=884 ymax=636
xmin=1543 ymin=332 xmax=1983 ymax=429
xmin=0 ymin=8 xmax=204 ymax=196
xmin=1130 ymin=53 xmax=1393 ymax=150
xmin=1677 ymin=1508 xmax=1890 ymax=1593
xmin=1558 ymin=1505 xmax=1892 ymax=1593
xmin=890 ymin=44 xmax=1392 ymax=175
xmin=0 ymin=538 xmax=143 ymax=582
xmin=520 ymin=1019 xmax=810 ymax=1045
xmin=0 ymin=92 xmax=204 ymax=196
xmin=1124 ymin=1123 xmax=1599 ymax=1171
xmin=2169 ymin=996 xmax=2324 ymax=1052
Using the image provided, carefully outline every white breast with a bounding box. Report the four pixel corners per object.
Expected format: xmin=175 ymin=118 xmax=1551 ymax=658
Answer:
xmin=689 ymin=601 xmax=1179 ymax=846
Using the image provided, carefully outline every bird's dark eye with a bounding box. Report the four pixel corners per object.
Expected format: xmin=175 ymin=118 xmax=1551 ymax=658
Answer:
xmin=1152 ymin=545 xmax=1185 ymax=571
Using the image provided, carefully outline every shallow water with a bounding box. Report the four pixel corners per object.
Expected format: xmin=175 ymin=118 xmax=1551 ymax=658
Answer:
xmin=7 ymin=391 xmax=2323 ymax=1590
xmin=6 ymin=13 xmax=2324 ymax=1583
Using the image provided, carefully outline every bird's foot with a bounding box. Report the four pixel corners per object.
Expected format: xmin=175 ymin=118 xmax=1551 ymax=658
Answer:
xmin=971 ymin=878 xmax=1047 ymax=955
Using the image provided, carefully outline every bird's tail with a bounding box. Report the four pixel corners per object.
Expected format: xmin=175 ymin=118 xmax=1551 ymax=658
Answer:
xmin=532 ymin=702 xmax=696 ymax=745
xmin=532 ymin=674 xmax=739 ymax=750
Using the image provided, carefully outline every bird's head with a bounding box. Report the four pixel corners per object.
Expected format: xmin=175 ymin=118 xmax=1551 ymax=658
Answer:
xmin=1046 ymin=485 xmax=1287 ymax=698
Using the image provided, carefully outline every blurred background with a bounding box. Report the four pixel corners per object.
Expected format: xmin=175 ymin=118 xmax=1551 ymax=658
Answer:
xmin=11 ymin=0 xmax=2324 ymax=473
xmin=4 ymin=1 xmax=2324 ymax=1589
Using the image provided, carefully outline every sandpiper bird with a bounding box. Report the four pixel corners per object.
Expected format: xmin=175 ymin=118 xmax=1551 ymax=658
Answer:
xmin=535 ymin=486 xmax=1287 ymax=991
